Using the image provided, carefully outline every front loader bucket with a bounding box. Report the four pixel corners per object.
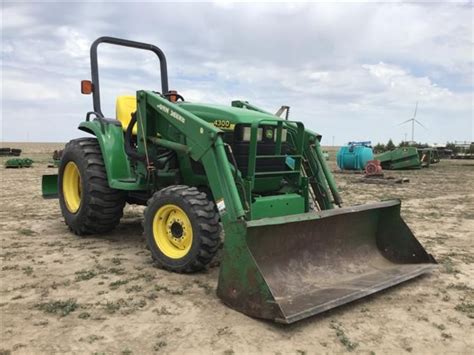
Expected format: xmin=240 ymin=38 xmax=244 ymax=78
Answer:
xmin=42 ymin=174 xmax=58 ymax=198
xmin=217 ymin=200 xmax=437 ymax=324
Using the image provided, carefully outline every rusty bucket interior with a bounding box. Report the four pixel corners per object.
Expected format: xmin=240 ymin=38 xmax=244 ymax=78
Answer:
xmin=242 ymin=200 xmax=437 ymax=323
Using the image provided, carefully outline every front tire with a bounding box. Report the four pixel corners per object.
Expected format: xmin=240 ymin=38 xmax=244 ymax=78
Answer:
xmin=59 ymin=138 xmax=126 ymax=235
xmin=144 ymin=185 xmax=221 ymax=273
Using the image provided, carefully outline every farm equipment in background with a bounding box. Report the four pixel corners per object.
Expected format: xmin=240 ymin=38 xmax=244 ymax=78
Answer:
xmin=41 ymin=37 xmax=437 ymax=323
xmin=450 ymin=142 xmax=474 ymax=159
xmin=5 ymin=158 xmax=33 ymax=168
xmin=452 ymin=152 xmax=474 ymax=159
xmin=375 ymin=147 xmax=421 ymax=170
xmin=365 ymin=160 xmax=383 ymax=177
xmin=48 ymin=150 xmax=64 ymax=168
xmin=0 ymin=148 xmax=22 ymax=157
xmin=336 ymin=141 xmax=374 ymax=170
xmin=418 ymin=148 xmax=440 ymax=167
xmin=361 ymin=160 xmax=410 ymax=185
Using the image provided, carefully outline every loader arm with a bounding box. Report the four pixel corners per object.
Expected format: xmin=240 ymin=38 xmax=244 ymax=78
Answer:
xmin=136 ymin=90 xmax=245 ymax=223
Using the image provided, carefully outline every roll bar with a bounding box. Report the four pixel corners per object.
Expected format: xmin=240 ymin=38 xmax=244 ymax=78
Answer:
xmin=90 ymin=36 xmax=169 ymax=116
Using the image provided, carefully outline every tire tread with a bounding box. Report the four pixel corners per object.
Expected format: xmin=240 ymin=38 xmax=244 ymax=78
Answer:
xmin=144 ymin=185 xmax=221 ymax=273
xmin=60 ymin=138 xmax=125 ymax=235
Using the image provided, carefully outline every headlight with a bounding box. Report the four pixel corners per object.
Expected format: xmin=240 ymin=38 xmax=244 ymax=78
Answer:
xmin=242 ymin=127 xmax=263 ymax=142
xmin=243 ymin=127 xmax=251 ymax=141
xmin=274 ymin=128 xmax=288 ymax=142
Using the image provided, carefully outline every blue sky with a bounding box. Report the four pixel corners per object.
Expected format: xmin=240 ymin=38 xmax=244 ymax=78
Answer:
xmin=1 ymin=1 xmax=473 ymax=145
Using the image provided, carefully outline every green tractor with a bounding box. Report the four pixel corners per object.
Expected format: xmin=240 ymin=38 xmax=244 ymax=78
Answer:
xmin=42 ymin=37 xmax=436 ymax=324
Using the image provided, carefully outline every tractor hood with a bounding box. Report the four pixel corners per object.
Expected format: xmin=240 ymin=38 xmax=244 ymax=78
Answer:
xmin=177 ymin=102 xmax=322 ymax=139
xmin=178 ymin=102 xmax=280 ymax=125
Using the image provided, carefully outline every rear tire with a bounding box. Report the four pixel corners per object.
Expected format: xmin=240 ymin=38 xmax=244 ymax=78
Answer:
xmin=59 ymin=138 xmax=126 ymax=235
xmin=144 ymin=185 xmax=221 ymax=273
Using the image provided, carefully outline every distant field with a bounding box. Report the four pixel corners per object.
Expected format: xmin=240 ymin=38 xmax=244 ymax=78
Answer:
xmin=1 ymin=142 xmax=473 ymax=353
xmin=0 ymin=142 xmax=65 ymax=164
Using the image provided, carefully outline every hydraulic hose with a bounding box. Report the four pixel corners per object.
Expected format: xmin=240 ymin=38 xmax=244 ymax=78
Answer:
xmin=124 ymin=113 xmax=146 ymax=162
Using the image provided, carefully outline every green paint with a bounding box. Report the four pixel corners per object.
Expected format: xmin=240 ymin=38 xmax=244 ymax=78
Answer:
xmin=417 ymin=148 xmax=440 ymax=167
xmin=250 ymin=194 xmax=305 ymax=220
xmin=375 ymin=147 xmax=421 ymax=170
xmin=44 ymin=89 xmax=432 ymax=323
xmin=4 ymin=158 xmax=33 ymax=168
xmin=42 ymin=174 xmax=58 ymax=198
xmin=78 ymin=120 xmax=145 ymax=190
xmin=40 ymin=36 xmax=437 ymax=324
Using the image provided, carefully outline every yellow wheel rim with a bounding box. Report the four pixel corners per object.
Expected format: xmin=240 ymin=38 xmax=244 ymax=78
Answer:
xmin=153 ymin=204 xmax=193 ymax=259
xmin=63 ymin=161 xmax=81 ymax=213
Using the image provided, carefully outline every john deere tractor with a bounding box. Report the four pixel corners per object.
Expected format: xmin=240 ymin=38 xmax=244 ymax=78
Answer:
xmin=42 ymin=37 xmax=436 ymax=324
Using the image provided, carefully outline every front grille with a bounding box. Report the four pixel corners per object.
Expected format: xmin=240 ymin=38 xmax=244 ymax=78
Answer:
xmin=191 ymin=125 xmax=291 ymax=177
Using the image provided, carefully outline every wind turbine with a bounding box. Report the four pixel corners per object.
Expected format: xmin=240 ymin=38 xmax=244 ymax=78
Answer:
xmin=398 ymin=102 xmax=426 ymax=143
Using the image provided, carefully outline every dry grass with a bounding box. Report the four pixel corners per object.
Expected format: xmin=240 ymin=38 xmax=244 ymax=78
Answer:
xmin=0 ymin=143 xmax=473 ymax=353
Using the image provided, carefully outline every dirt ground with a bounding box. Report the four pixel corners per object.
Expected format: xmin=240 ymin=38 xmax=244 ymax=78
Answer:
xmin=1 ymin=142 xmax=473 ymax=354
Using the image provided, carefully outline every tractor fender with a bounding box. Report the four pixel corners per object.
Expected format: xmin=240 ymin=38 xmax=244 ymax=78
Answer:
xmin=78 ymin=120 xmax=144 ymax=190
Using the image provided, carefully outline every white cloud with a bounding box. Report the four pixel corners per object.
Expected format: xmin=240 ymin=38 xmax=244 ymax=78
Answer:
xmin=3 ymin=78 xmax=61 ymax=101
xmin=56 ymin=27 xmax=90 ymax=59
xmin=1 ymin=2 xmax=472 ymax=144
xmin=1 ymin=5 xmax=37 ymax=29
xmin=361 ymin=62 xmax=454 ymax=104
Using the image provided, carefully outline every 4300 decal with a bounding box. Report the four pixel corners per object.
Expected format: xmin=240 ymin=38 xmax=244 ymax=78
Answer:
xmin=213 ymin=120 xmax=235 ymax=130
